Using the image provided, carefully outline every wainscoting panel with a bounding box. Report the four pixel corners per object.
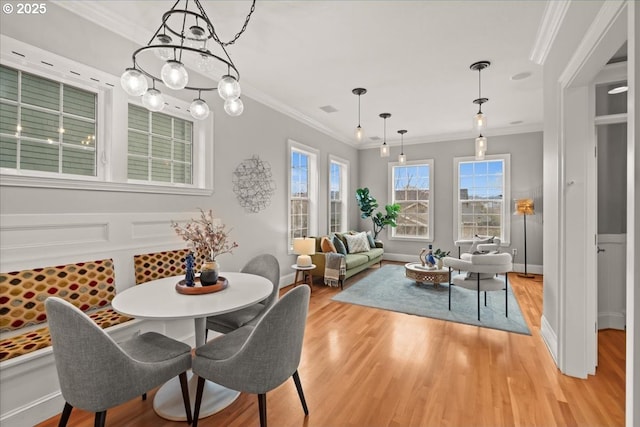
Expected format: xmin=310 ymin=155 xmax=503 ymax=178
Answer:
xmin=0 ymin=211 xmax=199 ymax=427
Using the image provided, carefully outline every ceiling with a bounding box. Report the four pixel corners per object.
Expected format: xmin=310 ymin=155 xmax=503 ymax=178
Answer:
xmin=54 ymin=1 xmax=548 ymax=148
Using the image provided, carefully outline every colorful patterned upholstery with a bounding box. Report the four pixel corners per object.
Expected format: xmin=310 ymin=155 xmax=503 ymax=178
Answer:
xmin=0 ymin=308 xmax=131 ymax=362
xmin=0 ymin=259 xmax=132 ymax=362
xmin=134 ymin=249 xmax=203 ymax=284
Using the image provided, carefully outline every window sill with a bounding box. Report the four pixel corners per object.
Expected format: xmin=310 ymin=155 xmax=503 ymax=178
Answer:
xmin=0 ymin=174 xmax=213 ymax=196
xmin=389 ymin=235 xmax=434 ymax=243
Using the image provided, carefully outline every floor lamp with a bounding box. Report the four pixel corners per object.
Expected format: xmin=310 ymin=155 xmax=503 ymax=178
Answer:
xmin=515 ymin=199 xmax=535 ymax=278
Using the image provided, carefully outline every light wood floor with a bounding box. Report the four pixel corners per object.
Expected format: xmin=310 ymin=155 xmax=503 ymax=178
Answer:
xmin=38 ymin=261 xmax=625 ymax=427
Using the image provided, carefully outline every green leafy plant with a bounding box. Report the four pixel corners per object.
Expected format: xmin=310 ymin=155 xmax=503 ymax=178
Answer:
xmin=433 ymin=248 xmax=451 ymax=259
xmin=355 ymin=187 xmax=401 ymax=239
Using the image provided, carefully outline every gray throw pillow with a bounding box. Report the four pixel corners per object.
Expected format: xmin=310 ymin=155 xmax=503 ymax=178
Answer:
xmin=366 ymin=231 xmax=376 ymax=249
xmin=333 ymin=235 xmax=347 ymax=255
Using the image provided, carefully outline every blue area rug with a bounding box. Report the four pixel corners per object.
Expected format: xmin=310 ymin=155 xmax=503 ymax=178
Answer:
xmin=332 ymin=264 xmax=531 ymax=335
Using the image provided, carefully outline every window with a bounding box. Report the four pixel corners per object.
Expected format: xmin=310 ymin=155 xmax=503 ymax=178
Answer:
xmin=454 ymin=154 xmax=510 ymax=243
xmin=127 ymin=104 xmax=193 ymax=184
xmin=288 ymin=140 xmax=318 ymax=251
xmin=329 ymin=156 xmax=349 ymax=233
xmin=389 ymin=160 xmax=434 ymax=240
xmin=0 ymin=37 xmax=213 ymax=195
xmin=0 ymin=64 xmax=97 ymax=177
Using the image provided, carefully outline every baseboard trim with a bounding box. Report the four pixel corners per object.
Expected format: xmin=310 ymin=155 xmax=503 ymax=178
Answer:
xmin=598 ymin=312 xmax=626 ymax=330
xmin=540 ymin=315 xmax=558 ymax=364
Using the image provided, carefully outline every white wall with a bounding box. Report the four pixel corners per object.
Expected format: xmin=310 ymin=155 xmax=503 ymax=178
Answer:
xmin=358 ymin=132 xmax=543 ymax=271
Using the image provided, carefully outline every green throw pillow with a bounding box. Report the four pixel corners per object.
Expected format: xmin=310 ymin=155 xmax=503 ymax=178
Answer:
xmin=333 ymin=234 xmax=347 ymax=255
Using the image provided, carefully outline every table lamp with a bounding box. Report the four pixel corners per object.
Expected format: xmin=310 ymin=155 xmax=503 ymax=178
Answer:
xmin=293 ymin=237 xmax=315 ymax=267
xmin=515 ymin=198 xmax=534 ymax=278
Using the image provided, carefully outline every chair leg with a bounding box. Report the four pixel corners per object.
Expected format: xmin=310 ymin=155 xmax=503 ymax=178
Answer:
xmin=477 ymin=275 xmax=481 ymax=321
xmin=448 ymin=267 xmax=452 ymax=311
xmin=142 ymin=392 xmax=147 ymax=401
xmin=94 ymin=411 xmax=106 ymax=427
xmin=292 ymin=370 xmax=309 ymax=415
xmin=178 ymin=372 xmax=193 ymax=424
xmin=58 ymin=402 xmax=73 ymax=427
xmin=505 ymin=272 xmax=509 ymax=317
xmin=193 ymin=376 xmax=206 ymax=427
xmin=205 ymin=328 xmax=208 ymax=342
xmin=485 ymin=291 xmax=487 ymax=306
xmin=258 ymin=393 xmax=267 ymax=427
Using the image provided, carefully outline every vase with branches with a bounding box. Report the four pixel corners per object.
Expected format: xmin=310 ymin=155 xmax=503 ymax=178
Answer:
xmin=171 ymin=209 xmax=238 ymax=285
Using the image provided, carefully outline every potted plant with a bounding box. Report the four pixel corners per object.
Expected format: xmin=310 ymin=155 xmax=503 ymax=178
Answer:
xmin=171 ymin=209 xmax=238 ymax=285
xmin=355 ymin=187 xmax=401 ymax=239
xmin=433 ymin=248 xmax=451 ymax=269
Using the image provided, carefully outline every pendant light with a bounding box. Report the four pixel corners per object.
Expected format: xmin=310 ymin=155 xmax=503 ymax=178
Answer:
xmin=379 ymin=113 xmax=391 ymax=157
xmin=398 ymin=130 xmax=407 ymax=164
xmin=352 ymin=88 xmax=367 ymax=141
xmin=470 ymin=60 xmax=490 ymax=160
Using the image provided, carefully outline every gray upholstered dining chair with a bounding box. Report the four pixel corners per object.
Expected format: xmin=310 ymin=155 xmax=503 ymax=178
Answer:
xmin=205 ymin=253 xmax=280 ymax=338
xmin=192 ymin=285 xmax=311 ymax=427
xmin=45 ymin=297 xmax=193 ymax=427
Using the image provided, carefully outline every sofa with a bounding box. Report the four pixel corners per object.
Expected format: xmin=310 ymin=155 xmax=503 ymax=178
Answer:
xmin=309 ymin=231 xmax=384 ymax=285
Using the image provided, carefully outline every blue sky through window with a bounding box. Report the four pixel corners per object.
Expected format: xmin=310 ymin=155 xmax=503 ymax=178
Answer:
xmin=393 ymin=165 xmax=429 ymax=190
xmin=459 ymin=160 xmax=503 ymax=199
xmin=291 ymin=151 xmax=308 ymax=197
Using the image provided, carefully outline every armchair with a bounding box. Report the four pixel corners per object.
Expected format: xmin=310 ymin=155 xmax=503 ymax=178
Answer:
xmin=443 ymin=252 xmax=512 ymax=321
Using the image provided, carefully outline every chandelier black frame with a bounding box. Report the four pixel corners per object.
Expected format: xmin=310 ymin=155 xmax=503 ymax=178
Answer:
xmin=121 ymin=0 xmax=256 ymax=119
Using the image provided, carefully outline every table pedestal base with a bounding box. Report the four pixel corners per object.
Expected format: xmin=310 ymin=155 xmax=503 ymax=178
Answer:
xmin=153 ymin=371 xmax=240 ymax=421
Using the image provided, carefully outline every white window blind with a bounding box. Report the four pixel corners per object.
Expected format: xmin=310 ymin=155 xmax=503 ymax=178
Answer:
xmin=127 ymin=104 xmax=193 ymax=185
xmin=0 ymin=64 xmax=97 ymax=176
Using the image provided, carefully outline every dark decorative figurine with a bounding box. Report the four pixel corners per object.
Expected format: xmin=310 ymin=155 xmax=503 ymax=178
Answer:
xmin=185 ymin=252 xmax=196 ymax=287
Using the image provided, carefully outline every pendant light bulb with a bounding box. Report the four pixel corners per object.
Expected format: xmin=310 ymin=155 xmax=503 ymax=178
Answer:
xmin=224 ymin=97 xmax=244 ymax=116
xmin=379 ymin=112 xmax=391 ymax=158
xmin=398 ymin=129 xmax=407 ymax=164
xmin=380 ymin=143 xmax=390 ymax=157
xmin=120 ymin=68 xmax=148 ymax=97
xmin=352 ymin=88 xmax=367 ymax=142
xmin=475 ymin=135 xmax=487 ymax=160
xmin=142 ymin=87 xmax=165 ymax=112
xmin=218 ymin=75 xmax=241 ymax=100
xmin=161 ymin=60 xmax=189 ymax=90
xmin=190 ymin=97 xmax=210 ymax=120
xmin=473 ymin=111 xmax=487 ymax=132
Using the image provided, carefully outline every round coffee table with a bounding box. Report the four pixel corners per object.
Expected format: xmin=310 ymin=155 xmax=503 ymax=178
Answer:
xmin=404 ymin=263 xmax=450 ymax=288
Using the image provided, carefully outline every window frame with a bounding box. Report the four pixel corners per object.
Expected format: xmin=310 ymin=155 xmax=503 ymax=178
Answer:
xmin=453 ymin=154 xmax=511 ymax=245
xmin=0 ymin=35 xmax=213 ymax=195
xmin=287 ymin=139 xmax=318 ymax=253
xmin=328 ymin=155 xmax=349 ymax=234
xmin=387 ymin=158 xmax=435 ymax=242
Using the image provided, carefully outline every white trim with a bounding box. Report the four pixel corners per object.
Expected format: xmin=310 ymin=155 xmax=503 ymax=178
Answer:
xmin=540 ymin=315 xmax=559 ymax=364
xmin=529 ymin=0 xmax=571 ymax=65
xmin=287 ymin=140 xmax=319 ymax=253
xmin=594 ymin=113 xmax=628 ymax=126
xmin=452 ymin=154 xmax=512 ymax=246
xmin=594 ymin=61 xmax=628 ymax=84
xmin=328 ymin=154 xmax=350 ymax=234
xmin=387 ymin=159 xmax=435 ymax=242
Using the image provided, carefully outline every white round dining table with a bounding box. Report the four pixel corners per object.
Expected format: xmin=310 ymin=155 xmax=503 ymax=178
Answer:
xmin=112 ymin=272 xmax=272 ymax=421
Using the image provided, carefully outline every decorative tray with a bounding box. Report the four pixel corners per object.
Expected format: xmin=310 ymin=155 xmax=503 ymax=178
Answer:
xmin=175 ymin=276 xmax=228 ymax=295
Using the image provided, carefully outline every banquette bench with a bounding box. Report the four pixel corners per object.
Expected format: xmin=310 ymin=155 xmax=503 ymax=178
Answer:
xmin=0 ymin=250 xmax=199 ymax=363
xmin=0 ymin=259 xmax=132 ymax=362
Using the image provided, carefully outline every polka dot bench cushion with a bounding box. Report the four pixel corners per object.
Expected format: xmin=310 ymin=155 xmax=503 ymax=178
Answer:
xmin=134 ymin=249 xmax=205 ymax=284
xmin=0 ymin=308 xmax=131 ymax=362
xmin=0 ymin=259 xmax=132 ymax=362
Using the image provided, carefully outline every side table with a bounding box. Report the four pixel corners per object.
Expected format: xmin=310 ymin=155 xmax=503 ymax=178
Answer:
xmin=291 ymin=264 xmax=315 ymax=293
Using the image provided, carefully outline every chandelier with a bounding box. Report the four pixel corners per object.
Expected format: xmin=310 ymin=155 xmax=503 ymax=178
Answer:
xmin=397 ymin=129 xmax=407 ymax=164
xmin=379 ymin=113 xmax=391 ymax=157
xmin=120 ymin=0 xmax=256 ymax=120
xmin=352 ymin=88 xmax=367 ymax=142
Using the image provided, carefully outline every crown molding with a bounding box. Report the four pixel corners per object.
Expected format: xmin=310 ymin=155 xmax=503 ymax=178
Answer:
xmin=530 ymin=0 xmax=571 ymax=65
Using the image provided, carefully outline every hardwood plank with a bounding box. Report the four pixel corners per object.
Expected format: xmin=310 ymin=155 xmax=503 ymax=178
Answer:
xmin=36 ymin=261 xmax=625 ymax=427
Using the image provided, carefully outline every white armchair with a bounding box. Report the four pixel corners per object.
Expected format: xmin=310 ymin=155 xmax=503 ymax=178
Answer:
xmin=454 ymin=235 xmax=501 ymax=257
xmin=443 ymin=252 xmax=512 ymax=321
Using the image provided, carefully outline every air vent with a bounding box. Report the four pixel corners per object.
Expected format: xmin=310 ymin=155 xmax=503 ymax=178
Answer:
xmin=370 ymin=136 xmax=381 ymax=141
xmin=319 ymin=105 xmax=338 ymax=113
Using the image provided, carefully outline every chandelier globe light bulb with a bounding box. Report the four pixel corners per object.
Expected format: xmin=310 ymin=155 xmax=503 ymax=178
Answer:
xmin=120 ymin=68 xmax=148 ymax=96
xmin=142 ymin=88 xmax=165 ymax=112
xmin=218 ymin=75 xmax=241 ymax=100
